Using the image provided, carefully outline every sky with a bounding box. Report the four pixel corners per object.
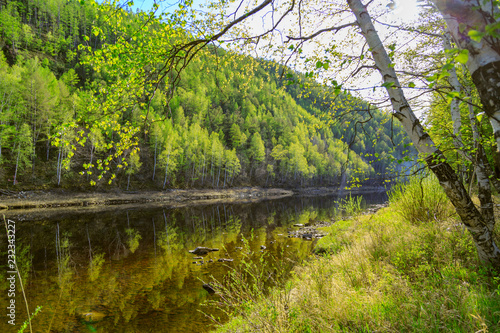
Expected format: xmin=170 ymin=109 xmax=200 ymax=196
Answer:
xmin=125 ymin=0 xmax=204 ymax=14
xmin=391 ymin=0 xmax=421 ymax=24
xmin=125 ymin=0 xmax=421 ymax=21
xmin=114 ymin=0 xmax=427 ymax=116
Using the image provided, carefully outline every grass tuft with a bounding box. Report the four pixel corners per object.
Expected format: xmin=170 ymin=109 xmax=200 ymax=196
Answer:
xmin=388 ymin=173 xmax=456 ymax=224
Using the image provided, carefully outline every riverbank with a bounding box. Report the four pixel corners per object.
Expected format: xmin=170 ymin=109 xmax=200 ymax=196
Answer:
xmin=0 ymin=185 xmax=385 ymax=212
xmin=0 ymin=187 xmax=292 ymax=211
xmin=213 ymin=178 xmax=500 ymax=332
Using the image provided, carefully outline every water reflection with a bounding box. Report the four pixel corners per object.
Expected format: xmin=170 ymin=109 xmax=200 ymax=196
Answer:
xmin=0 ymin=192 xmax=386 ymax=332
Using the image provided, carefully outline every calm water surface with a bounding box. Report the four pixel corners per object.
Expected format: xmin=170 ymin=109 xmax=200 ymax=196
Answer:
xmin=0 ymin=192 xmax=386 ymax=332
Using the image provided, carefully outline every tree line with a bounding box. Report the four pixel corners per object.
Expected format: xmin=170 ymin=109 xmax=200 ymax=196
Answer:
xmin=0 ymin=0 xmax=412 ymax=190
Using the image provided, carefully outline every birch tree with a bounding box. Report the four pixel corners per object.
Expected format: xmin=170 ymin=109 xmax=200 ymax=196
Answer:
xmin=151 ymin=0 xmax=500 ymax=264
xmin=432 ymin=0 xmax=500 ymax=165
xmin=346 ymin=0 xmax=499 ymax=264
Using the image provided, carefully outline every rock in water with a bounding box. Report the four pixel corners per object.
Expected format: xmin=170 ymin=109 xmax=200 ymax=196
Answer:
xmin=203 ymin=283 xmax=216 ymax=295
xmin=189 ymin=247 xmax=219 ymax=256
xmin=78 ymin=311 xmax=107 ymax=323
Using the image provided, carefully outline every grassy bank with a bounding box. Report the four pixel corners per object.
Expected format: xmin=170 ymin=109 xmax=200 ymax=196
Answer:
xmin=213 ymin=176 xmax=500 ymax=332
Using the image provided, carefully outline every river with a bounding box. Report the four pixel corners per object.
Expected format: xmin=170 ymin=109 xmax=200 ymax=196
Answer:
xmin=0 ymin=191 xmax=387 ymax=332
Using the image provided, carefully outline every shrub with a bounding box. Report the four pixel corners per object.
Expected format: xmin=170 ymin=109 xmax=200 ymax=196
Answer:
xmin=388 ymin=173 xmax=455 ymax=224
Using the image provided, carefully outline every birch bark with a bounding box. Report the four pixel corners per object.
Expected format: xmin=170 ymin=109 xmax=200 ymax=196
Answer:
xmin=347 ymin=0 xmax=500 ymax=265
xmin=433 ymin=0 xmax=500 ymax=178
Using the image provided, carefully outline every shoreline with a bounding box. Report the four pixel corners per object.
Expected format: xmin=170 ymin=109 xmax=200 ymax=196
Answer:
xmin=0 ymin=185 xmax=386 ymax=216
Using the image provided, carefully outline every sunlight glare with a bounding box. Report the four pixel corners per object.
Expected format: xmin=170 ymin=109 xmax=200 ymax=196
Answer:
xmin=391 ymin=0 xmax=421 ymax=23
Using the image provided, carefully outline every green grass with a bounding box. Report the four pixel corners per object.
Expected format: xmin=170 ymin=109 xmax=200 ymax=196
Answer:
xmin=388 ymin=173 xmax=456 ymax=224
xmin=213 ymin=176 xmax=500 ymax=332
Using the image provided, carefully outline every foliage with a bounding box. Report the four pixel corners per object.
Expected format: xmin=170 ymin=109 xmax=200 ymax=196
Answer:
xmin=388 ymin=173 xmax=456 ymax=224
xmin=338 ymin=194 xmax=364 ymax=218
xmin=88 ymin=252 xmax=105 ymax=282
xmin=217 ymin=199 xmax=500 ymax=332
xmin=0 ymin=0 xmax=413 ymax=189
xmin=17 ymin=305 xmax=42 ymax=333
xmin=206 ymin=235 xmax=297 ymax=331
xmin=125 ymin=228 xmax=142 ymax=253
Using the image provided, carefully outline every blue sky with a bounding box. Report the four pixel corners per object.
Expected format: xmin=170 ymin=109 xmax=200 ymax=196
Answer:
xmin=123 ymin=0 xmax=205 ymax=14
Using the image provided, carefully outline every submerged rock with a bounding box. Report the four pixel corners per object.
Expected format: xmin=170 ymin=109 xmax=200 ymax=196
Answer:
xmin=188 ymin=247 xmax=219 ymax=256
xmin=217 ymin=258 xmax=234 ymax=262
xmin=203 ymin=283 xmax=216 ymax=294
xmin=77 ymin=311 xmax=107 ymax=323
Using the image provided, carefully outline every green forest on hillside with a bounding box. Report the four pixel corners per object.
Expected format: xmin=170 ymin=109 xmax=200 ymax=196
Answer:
xmin=0 ymin=0 xmax=414 ymax=190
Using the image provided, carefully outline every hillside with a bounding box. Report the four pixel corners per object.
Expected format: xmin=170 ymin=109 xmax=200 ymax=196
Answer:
xmin=0 ymin=0 xmax=414 ymax=191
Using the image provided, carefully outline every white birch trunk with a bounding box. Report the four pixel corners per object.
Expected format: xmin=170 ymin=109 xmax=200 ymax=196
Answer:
xmin=153 ymin=137 xmax=157 ymax=181
xmin=443 ymin=33 xmax=463 ymax=144
xmin=433 ymin=0 xmax=500 ymax=177
xmin=163 ymin=153 xmax=170 ymax=189
xmin=347 ymin=0 xmax=500 ymax=265
xmin=13 ymin=144 xmax=20 ymax=185
xmin=466 ymin=93 xmax=500 ymax=193
xmin=444 ymin=33 xmax=495 ymax=229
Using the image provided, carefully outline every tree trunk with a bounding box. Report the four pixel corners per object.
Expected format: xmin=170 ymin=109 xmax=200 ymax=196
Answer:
xmin=163 ymin=153 xmax=170 ymax=189
xmin=443 ymin=33 xmax=463 ymax=153
xmin=433 ymin=0 xmax=500 ymax=180
xmin=57 ymin=147 xmax=62 ymax=186
xmin=466 ymin=94 xmax=500 ymax=193
xmin=13 ymin=144 xmax=20 ymax=185
xmin=444 ymin=33 xmax=496 ymax=230
xmin=348 ymin=0 xmax=500 ymax=265
xmin=224 ymin=165 xmax=227 ymax=188
xmin=153 ymin=137 xmax=157 ymax=181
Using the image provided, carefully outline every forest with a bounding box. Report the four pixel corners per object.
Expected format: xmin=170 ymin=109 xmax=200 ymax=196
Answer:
xmin=0 ymin=0 xmax=414 ymax=191
xmin=3 ymin=1 xmax=500 ymax=332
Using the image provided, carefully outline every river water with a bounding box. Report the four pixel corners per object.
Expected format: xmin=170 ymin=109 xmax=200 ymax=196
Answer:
xmin=0 ymin=191 xmax=387 ymax=332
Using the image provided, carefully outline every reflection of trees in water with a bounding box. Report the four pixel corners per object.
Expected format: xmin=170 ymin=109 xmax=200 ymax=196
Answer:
xmin=87 ymin=225 xmax=105 ymax=282
xmin=44 ymin=223 xmax=75 ymax=333
xmin=55 ymin=223 xmax=73 ymax=287
xmin=109 ymin=230 xmax=130 ymax=261
xmin=7 ymin=196 xmax=377 ymax=332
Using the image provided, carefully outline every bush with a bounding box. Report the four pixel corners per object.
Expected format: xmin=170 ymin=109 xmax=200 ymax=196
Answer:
xmin=388 ymin=173 xmax=455 ymax=224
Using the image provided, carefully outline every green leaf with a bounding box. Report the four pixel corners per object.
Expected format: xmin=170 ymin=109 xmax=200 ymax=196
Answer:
xmin=456 ymin=49 xmax=469 ymax=64
xmin=476 ymin=112 xmax=484 ymax=123
xmin=408 ymin=82 xmax=415 ymax=88
xmin=442 ymin=62 xmax=454 ymax=71
xmin=458 ymin=23 xmax=467 ymax=33
xmin=468 ymin=29 xmax=484 ymax=42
